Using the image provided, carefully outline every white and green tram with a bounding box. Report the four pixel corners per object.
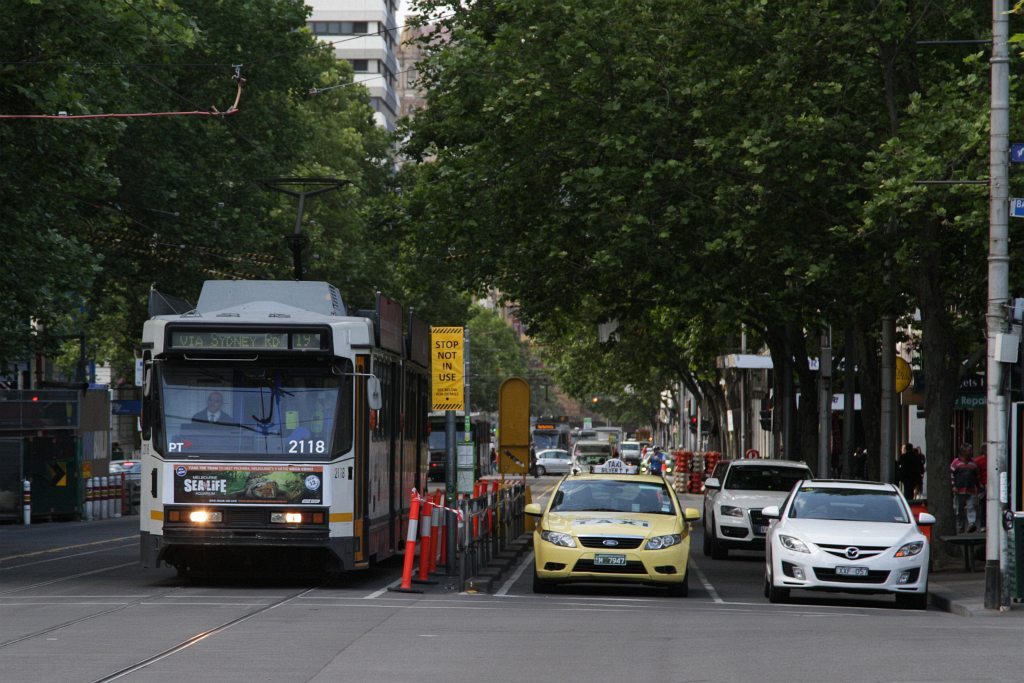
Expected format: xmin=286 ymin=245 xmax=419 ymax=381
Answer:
xmin=139 ymin=280 xmax=430 ymax=576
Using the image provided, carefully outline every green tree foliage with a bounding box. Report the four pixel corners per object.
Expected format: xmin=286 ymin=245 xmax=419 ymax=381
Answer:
xmin=1 ymin=0 xmax=435 ymax=378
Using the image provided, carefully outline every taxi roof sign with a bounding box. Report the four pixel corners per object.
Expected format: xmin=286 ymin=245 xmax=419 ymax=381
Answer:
xmin=591 ymin=459 xmax=637 ymax=475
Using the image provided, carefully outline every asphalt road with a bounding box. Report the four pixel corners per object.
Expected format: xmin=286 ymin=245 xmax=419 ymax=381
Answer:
xmin=1 ymin=485 xmax=1021 ymax=682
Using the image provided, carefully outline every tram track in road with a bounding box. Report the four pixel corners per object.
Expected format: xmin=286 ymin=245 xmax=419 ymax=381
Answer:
xmin=89 ymin=584 xmax=320 ymax=683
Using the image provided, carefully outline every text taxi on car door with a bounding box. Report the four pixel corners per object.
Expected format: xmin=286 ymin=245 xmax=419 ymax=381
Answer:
xmin=525 ymin=459 xmax=701 ymax=596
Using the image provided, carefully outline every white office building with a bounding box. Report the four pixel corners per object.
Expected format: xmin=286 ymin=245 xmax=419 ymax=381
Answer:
xmin=306 ymin=0 xmax=400 ymax=130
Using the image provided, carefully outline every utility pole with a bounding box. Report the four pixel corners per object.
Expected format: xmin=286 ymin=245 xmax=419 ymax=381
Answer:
xmin=818 ymin=327 xmax=832 ymax=478
xmin=986 ymin=0 xmax=1010 ymax=611
xmin=262 ymin=177 xmax=347 ymax=280
xmin=842 ymin=327 xmax=856 ymax=478
xmin=880 ymin=312 xmax=895 ymax=483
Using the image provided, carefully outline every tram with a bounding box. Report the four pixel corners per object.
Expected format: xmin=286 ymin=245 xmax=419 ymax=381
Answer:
xmin=138 ymin=280 xmax=430 ymax=576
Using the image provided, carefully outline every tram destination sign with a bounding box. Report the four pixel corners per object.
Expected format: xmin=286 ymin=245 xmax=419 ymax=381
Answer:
xmin=169 ymin=330 xmax=323 ymax=351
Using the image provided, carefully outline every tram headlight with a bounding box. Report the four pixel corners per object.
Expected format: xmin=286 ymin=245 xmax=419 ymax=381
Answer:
xmin=271 ymin=512 xmax=303 ymax=524
xmin=189 ymin=510 xmax=222 ymax=523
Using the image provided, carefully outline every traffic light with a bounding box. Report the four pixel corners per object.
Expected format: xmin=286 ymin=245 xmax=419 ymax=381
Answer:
xmin=689 ymin=416 xmax=698 ymax=434
xmin=759 ymin=409 xmax=772 ymax=431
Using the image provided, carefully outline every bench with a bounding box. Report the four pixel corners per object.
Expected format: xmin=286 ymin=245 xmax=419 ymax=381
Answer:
xmin=940 ymin=533 xmax=986 ymax=572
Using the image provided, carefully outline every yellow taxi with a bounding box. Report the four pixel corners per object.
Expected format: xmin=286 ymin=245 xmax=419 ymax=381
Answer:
xmin=525 ymin=462 xmax=700 ymax=596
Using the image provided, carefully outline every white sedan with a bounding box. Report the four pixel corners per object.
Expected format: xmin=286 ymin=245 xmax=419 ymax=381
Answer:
xmin=534 ymin=448 xmax=572 ymax=476
xmin=763 ymin=480 xmax=935 ymax=609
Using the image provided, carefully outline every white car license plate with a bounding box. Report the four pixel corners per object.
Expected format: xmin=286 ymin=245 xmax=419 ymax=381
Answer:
xmin=754 ymin=525 xmax=768 ymax=535
xmin=836 ymin=565 xmax=869 ymax=577
xmin=594 ymin=554 xmax=627 ymax=566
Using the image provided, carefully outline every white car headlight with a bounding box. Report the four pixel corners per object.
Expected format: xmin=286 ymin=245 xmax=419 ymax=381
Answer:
xmin=645 ymin=534 xmax=681 ymax=550
xmin=779 ymin=534 xmax=810 ymax=553
xmin=540 ymin=530 xmax=577 ymax=548
xmin=720 ymin=505 xmax=744 ymax=518
xmin=894 ymin=541 xmax=924 ymax=558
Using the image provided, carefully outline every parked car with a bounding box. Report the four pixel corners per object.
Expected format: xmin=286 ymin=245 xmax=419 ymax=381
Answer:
xmin=524 ymin=471 xmax=701 ymax=596
xmin=109 ymin=459 xmax=142 ymax=482
xmin=763 ymin=480 xmax=935 ymax=609
xmin=534 ymin=448 xmax=572 ymax=476
xmin=702 ymin=459 xmax=812 ymax=559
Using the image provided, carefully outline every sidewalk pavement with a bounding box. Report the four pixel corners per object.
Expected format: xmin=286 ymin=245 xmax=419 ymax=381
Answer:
xmin=929 ymin=567 xmax=1023 ymax=617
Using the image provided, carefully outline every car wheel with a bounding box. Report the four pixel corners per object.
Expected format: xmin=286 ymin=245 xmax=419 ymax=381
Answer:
xmin=895 ymin=591 xmax=928 ymax=611
xmin=535 ymin=465 xmax=546 ymax=476
xmin=709 ymin=518 xmax=728 ymax=560
xmin=667 ymin=568 xmax=689 ymax=597
xmin=702 ymin=519 xmax=712 ymax=557
xmin=532 ymin=568 xmax=556 ymax=594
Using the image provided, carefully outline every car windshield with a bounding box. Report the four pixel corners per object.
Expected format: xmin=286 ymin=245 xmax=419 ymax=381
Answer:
xmin=620 ymin=444 xmax=640 ymax=454
xmin=788 ymin=488 xmax=910 ymax=523
xmin=549 ymin=479 xmax=676 ymax=515
xmin=532 ymin=432 xmax=561 ymax=450
xmin=428 ymin=431 xmax=471 ymax=450
xmin=724 ymin=466 xmax=809 ymax=491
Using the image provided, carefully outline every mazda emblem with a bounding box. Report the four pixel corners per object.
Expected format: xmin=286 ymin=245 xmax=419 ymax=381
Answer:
xmin=602 ymin=539 xmax=619 ymax=547
xmin=845 ymin=547 xmax=860 ymax=559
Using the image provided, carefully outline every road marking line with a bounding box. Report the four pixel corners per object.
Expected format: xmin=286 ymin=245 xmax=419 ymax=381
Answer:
xmin=688 ymin=558 xmax=723 ymax=603
xmin=0 ymin=543 xmax=136 ymax=571
xmin=0 ymin=561 xmax=137 ymax=596
xmin=363 ymin=578 xmax=402 ymax=599
xmin=495 ymin=550 xmax=533 ymax=596
xmin=0 ymin=535 xmax=137 ymax=563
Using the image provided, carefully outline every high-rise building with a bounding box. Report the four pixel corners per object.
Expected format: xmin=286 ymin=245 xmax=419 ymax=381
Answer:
xmin=306 ymin=0 xmax=400 ymax=130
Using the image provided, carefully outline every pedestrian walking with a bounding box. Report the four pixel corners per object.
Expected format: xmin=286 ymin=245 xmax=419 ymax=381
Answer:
xmin=850 ymin=447 xmax=867 ymax=480
xmin=950 ymin=443 xmax=980 ymax=533
xmin=896 ymin=442 xmax=923 ymax=499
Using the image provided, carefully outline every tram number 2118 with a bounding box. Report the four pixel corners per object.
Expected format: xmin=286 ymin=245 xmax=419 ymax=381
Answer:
xmin=288 ymin=440 xmax=326 ymax=454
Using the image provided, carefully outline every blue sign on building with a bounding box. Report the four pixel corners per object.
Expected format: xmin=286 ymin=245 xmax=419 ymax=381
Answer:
xmin=111 ymin=400 xmax=141 ymax=416
xmin=1011 ymin=143 xmax=1024 ymax=163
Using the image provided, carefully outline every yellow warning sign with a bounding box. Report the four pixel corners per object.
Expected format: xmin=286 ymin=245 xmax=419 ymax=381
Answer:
xmin=431 ymin=326 xmax=464 ymax=411
xmin=895 ymin=357 xmax=911 ymax=394
xmin=82 ymin=461 xmax=93 ymax=479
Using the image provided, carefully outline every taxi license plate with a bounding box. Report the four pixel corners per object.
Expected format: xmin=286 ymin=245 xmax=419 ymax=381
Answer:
xmin=836 ymin=565 xmax=869 ymax=577
xmin=594 ymin=554 xmax=627 ymax=566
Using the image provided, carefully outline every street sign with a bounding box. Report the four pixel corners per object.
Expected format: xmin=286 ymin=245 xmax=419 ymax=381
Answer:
xmin=895 ymin=357 xmax=911 ymax=393
xmin=1011 ymin=198 xmax=1024 ymax=218
xmin=430 ymin=327 xmax=464 ymax=410
xmin=1012 ymin=143 xmax=1024 ymax=163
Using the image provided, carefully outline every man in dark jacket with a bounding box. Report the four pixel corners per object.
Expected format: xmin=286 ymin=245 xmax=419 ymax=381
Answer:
xmin=895 ymin=442 xmax=923 ymax=499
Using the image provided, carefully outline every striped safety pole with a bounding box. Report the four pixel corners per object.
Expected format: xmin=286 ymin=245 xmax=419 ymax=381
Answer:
xmin=114 ymin=473 xmax=123 ymax=518
xmin=22 ymin=479 xmax=31 ymax=526
xmin=414 ymin=497 xmax=437 ymax=584
xmin=388 ymin=491 xmax=423 ymax=594
xmin=85 ymin=477 xmax=94 ymax=521
xmin=428 ymin=491 xmax=442 ymax=573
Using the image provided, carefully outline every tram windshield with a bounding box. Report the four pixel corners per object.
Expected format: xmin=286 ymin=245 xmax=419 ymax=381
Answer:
xmin=155 ymin=362 xmax=352 ymax=460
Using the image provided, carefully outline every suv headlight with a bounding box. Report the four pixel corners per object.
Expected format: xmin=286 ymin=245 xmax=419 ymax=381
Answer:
xmin=540 ymin=530 xmax=577 ymax=548
xmin=779 ymin=534 xmax=810 ymax=553
xmin=720 ymin=505 xmax=744 ymax=518
xmin=894 ymin=541 xmax=924 ymax=558
xmin=645 ymin=534 xmax=681 ymax=550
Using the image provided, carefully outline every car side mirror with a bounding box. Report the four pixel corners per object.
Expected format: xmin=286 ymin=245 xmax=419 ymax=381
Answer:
xmin=366 ymin=376 xmax=382 ymax=411
xmin=761 ymin=505 xmax=780 ymax=519
xmin=525 ymin=503 xmax=542 ymax=517
xmin=704 ymin=477 xmax=720 ymax=490
xmin=684 ymin=507 xmax=700 ymax=521
xmin=916 ymin=512 xmax=936 ymax=526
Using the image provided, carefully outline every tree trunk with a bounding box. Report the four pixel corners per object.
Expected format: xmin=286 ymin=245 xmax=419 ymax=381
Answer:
xmin=915 ymin=225 xmax=965 ymax=567
xmin=855 ymin=321 xmax=882 ymax=481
